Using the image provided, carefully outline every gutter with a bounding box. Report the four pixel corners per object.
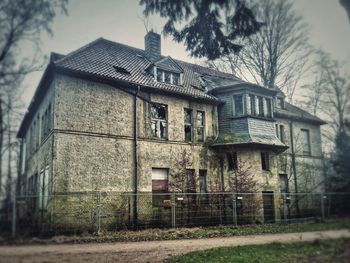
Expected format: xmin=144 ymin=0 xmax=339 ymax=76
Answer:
xmin=133 ymin=86 xmax=140 ymax=228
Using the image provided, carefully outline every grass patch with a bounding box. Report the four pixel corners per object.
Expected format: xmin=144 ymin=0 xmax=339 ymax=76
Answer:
xmin=168 ymin=238 xmax=350 ymax=263
xmin=3 ymin=217 xmax=350 ymax=245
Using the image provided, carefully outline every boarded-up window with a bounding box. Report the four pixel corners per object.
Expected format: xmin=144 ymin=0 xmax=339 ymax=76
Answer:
xmin=152 ymin=168 xmax=169 ymax=206
xmin=186 ymin=169 xmax=196 ymax=193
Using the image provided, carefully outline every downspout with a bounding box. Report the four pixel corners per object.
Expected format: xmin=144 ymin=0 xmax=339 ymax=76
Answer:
xmin=289 ymin=121 xmax=300 ymax=216
xmin=133 ymin=86 xmax=140 ymax=228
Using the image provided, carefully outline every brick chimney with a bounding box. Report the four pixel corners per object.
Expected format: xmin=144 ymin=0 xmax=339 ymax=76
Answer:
xmin=144 ymin=31 xmax=161 ymax=61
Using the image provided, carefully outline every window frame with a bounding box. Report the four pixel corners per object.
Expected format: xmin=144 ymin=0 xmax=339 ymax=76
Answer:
xmin=232 ymin=94 xmax=244 ymax=116
xmin=261 ymin=152 xmax=270 ymax=171
xmin=155 ymin=68 xmax=181 ymax=86
xmin=196 ymin=110 xmax=205 ymax=142
xmin=184 ymin=108 xmax=193 ymax=142
xmin=227 ymin=152 xmax=238 ymax=171
xmin=300 ymin=129 xmax=311 ymax=156
xmin=150 ymin=103 xmax=168 ymax=139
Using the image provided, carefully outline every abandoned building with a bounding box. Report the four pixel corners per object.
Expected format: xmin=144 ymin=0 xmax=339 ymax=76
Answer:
xmin=16 ymin=31 xmax=326 ymax=225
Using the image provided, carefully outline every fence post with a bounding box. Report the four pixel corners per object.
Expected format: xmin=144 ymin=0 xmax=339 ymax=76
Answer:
xmin=171 ymin=193 xmax=176 ymax=228
xmin=232 ymin=193 xmax=237 ymax=226
xmin=11 ymin=194 xmax=16 ymax=238
xmin=321 ymin=194 xmax=326 ymax=220
xmin=283 ymin=193 xmax=287 ymax=223
xmin=96 ymin=191 xmax=101 ymax=233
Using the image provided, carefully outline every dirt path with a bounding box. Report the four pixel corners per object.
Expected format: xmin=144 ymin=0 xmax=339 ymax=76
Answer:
xmin=0 ymin=229 xmax=349 ymax=263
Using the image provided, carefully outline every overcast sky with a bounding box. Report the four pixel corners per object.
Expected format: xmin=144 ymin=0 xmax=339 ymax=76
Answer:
xmin=20 ymin=0 xmax=350 ymax=107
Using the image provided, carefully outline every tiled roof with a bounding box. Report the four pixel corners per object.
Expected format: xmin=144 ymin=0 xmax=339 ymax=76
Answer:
xmin=275 ymin=102 xmax=326 ymax=124
xmin=54 ymin=38 xmax=238 ymax=102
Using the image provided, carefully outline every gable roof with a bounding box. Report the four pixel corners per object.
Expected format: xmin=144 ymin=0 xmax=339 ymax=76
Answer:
xmin=275 ymin=102 xmax=326 ymax=125
xmin=54 ymin=38 xmax=238 ymax=102
xmin=17 ymin=37 xmax=325 ymax=138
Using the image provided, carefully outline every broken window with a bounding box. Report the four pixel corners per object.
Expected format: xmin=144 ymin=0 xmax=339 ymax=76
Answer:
xmin=301 ymin=129 xmax=311 ymax=155
xmin=261 ymin=152 xmax=270 ymax=171
xmin=196 ymin=111 xmax=205 ymax=142
xmin=227 ymin=152 xmax=238 ymax=171
xmin=184 ymin=108 xmax=192 ymax=142
xmin=151 ymin=103 xmax=167 ymax=139
xmin=233 ymin=95 xmax=244 ymax=116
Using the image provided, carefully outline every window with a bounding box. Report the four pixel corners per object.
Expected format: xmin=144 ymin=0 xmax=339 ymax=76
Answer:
xmin=199 ymin=170 xmax=207 ymax=193
xmin=257 ymin=96 xmax=264 ymax=117
xmin=261 ymin=152 xmax=270 ymax=171
xmin=184 ymin=109 xmax=192 ymax=142
xmin=151 ymin=103 xmax=167 ymax=139
xmin=276 ymin=97 xmax=284 ymax=109
xmin=279 ymin=125 xmax=285 ymax=143
xmin=152 ymin=168 xmax=169 ymax=206
xmin=275 ymin=124 xmax=279 ymax=137
xmin=155 ymin=68 xmax=181 ymax=85
xmin=266 ymin=99 xmax=272 ymax=118
xmin=227 ymin=152 xmax=238 ymax=171
xmin=301 ymin=129 xmax=311 ymax=155
xmin=249 ymin=95 xmax=256 ymax=115
xmin=233 ymin=95 xmax=244 ymax=116
xmin=197 ymin=111 xmax=205 ymax=142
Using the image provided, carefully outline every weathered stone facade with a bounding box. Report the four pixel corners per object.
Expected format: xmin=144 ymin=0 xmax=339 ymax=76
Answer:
xmin=16 ymin=34 xmax=326 ymax=226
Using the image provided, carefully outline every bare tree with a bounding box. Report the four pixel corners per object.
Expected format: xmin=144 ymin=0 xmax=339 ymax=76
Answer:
xmin=0 ymin=0 xmax=68 ymax=200
xmin=303 ymin=51 xmax=350 ymax=192
xmin=169 ymin=149 xmax=195 ymax=193
xmin=209 ymin=0 xmax=311 ymax=102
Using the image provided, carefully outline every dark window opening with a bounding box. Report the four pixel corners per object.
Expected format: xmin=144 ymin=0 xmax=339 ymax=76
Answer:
xmin=113 ymin=65 xmax=131 ymax=75
xmin=301 ymin=129 xmax=311 ymax=155
xmin=279 ymin=125 xmax=285 ymax=143
xmin=250 ymin=95 xmax=256 ymax=115
xmin=261 ymin=152 xmax=270 ymax=171
xmin=184 ymin=109 xmax=192 ymax=142
xmin=266 ymin=99 xmax=272 ymax=117
xmin=227 ymin=152 xmax=238 ymax=171
xmin=258 ymin=97 xmax=264 ymax=117
xmin=151 ymin=104 xmax=167 ymax=139
xmin=197 ymin=111 xmax=205 ymax=142
xmin=233 ymin=95 xmax=244 ymax=116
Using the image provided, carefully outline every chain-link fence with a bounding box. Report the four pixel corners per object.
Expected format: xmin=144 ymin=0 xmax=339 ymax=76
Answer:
xmin=1 ymin=192 xmax=350 ymax=237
